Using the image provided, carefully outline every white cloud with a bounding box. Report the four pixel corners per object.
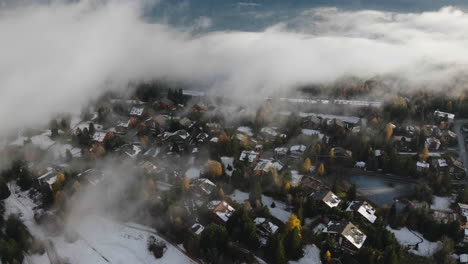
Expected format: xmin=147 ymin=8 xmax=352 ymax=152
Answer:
xmin=1 ymin=1 xmax=468 ymax=135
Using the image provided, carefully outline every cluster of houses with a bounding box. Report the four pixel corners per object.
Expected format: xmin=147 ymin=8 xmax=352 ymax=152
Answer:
xmin=311 ymin=189 xmax=377 ymax=253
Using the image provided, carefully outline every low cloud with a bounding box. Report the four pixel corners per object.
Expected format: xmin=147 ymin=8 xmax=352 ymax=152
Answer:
xmin=1 ymin=1 xmax=468 ymax=134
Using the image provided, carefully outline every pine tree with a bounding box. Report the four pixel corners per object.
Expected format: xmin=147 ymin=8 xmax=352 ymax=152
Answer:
xmin=284 ymin=227 xmax=303 ymax=260
xmin=347 ymin=184 xmax=357 ymax=201
xmin=266 ymin=233 xmax=286 ymax=264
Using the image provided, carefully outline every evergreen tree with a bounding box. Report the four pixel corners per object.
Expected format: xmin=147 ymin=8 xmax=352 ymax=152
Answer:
xmin=284 ymin=227 xmax=303 ymax=260
xmin=347 ymin=184 xmax=357 ymax=201
xmin=266 ymin=233 xmax=286 ymax=264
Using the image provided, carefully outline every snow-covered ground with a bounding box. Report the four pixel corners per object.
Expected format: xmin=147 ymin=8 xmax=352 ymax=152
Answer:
xmin=185 ymin=168 xmax=201 ymax=179
xmin=289 ymin=244 xmax=321 ymax=264
xmin=430 ymin=196 xmax=453 ymax=212
xmin=386 ymin=226 xmax=440 ymax=256
xmin=49 ymin=143 xmax=82 ymax=159
xmin=230 ymin=190 xmax=291 ymax=222
xmin=4 ymin=183 xmax=195 ymax=264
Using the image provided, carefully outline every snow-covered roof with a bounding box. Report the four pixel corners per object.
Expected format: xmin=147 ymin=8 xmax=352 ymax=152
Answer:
xmin=221 ymin=157 xmax=234 ymax=177
xmin=260 ymin=127 xmax=278 ymax=137
xmin=117 ymin=119 xmax=131 ymax=128
xmin=438 ymin=159 xmax=448 ymax=167
xmin=301 ymin=129 xmax=324 ymax=139
xmin=210 ymin=137 xmax=219 ymax=143
xmin=92 ymin=131 xmax=107 ymax=143
xmin=192 ymin=178 xmax=216 ymax=195
xmin=355 ymin=161 xmax=366 ymax=168
xmin=191 ymin=223 xmax=205 ymax=235
xmin=274 ymin=147 xmax=288 ymax=155
xmin=130 ymin=106 xmax=144 ymax=116
xmin=434 ymin=110 xmax=455 ymax=120
xmin=311 ymin=190 xmax=341 ymax=208
xmin=240 ymin=150 xmax=259 ymax=163
xmin=461 ymin=254 xmax=468 ymax=263
xmin=207 ymin=200 xmax=235 ymax=222
xmin=290 ymin=145 xmax=306 ymax=153
xmin=290 ymin=170 xmax=303 ymax=187
xmin=416 ymin=161 xmax=430 ymax=168
xmin=254 ymin=217 xmax=279 ymax=235
xmin=323 ymin=221 xmax=367 ymax=249
xmin=346 ymin=201 xmax=377 ymax=223
xmin=237 ymin=126 xmax=253 ymax=136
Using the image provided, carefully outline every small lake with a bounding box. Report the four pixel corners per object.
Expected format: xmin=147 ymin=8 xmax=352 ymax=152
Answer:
xmin=340 ymin=175 xmax=413 ymax=206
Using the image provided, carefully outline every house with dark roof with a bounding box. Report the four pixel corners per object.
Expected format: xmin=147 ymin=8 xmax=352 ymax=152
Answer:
xmin=346 ymin=201 xmax=377 ymax=224
xmin=207 ymin=200 xmax=235 ymax=224
xmin=322 ymin=221 xmax=367 ymax=253
xmin=310 ymin=190 xmax=341 ymax=209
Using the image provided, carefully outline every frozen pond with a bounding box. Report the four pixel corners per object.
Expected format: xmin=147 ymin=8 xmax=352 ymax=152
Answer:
xmin=341 ymin=175 xmax=413 ymax=206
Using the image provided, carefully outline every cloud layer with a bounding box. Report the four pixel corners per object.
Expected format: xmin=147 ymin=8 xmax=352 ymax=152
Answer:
xmin=1 ymin=1 xmax=468 ymax=134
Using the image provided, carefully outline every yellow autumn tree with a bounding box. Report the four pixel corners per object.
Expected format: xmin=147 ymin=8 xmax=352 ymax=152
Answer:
xmin=205 ymin=160 xmax=223 ymax=179
xmin=386 ymin=123 xmax=394 ymax=140
xmin=285 ymin=214 xmax=302 ymax=234
xmin=301 ymin=158 xmax=311 ymax=173
xmin=182 ymin=177 xmax=191 ymax=191
xmin=317 ymin=163 xmax=325 ymax=177
xmin=421 ymin=147 xmax=429 ymax=162
xmin=329 ymin=148 xmax=335 ymax=158
xmin=218 ymin=187 xmax=225 ymax=200
xmin=92 ymin=143 xmax=106 ymax=157
xmin=52 ymin=172 xmax=66 ymax=193
xmin=218 ymin=131 xmax=231 ymax=144
xmin=140 ymin=135 xmax=149 ymax=150
xmin=325 ymin=250 xmax=332 ymax=263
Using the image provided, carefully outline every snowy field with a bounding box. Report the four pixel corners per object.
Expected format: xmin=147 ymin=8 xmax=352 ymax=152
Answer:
xmin=4 ymin=183 xmax=196 ymax=264
xmin=386 ymin=226 xmax=440 ymax=256
xmin=430 ymin=196 xmax=453 ymax=212
xmin=230 ymin=190 xmax=291 ymax=222
xmin=289 ymin=244 xmax=321 ymax=264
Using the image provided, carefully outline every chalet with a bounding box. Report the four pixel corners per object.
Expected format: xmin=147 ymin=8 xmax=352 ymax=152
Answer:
xmin=458 ymin=203 xmax=468 ymax=224
xmin=416 ymin=161 xmax=430 ymax=173
xmin=346 ymin=201 xmax=377 ymax=224
xmin=434 ymin=110 xmax=455 ymax=122
xmin=425 ymin=137 xmax=441 ymax=150
xmin=143 ymin=147 xmax=161 ymax=159
xmin=441 ymin=130 xmax=457 ymax=146
xmin=207 ymin=200 xmax=235 ymax=224
xmin=254 ymin=159 xmax=284 ymax=174
xmin=92 ymin=131 xmax=112 ymax=145
xmin=154 ymin=98 xmax=176 ymax=111
xmin=116 ymin=144 xmax=142 ymax=158
xmin=331 ymin=147 xmax=352 ymax=158
xmin=274 ymin=147 xmax=288 ymax=158
xmin=448 ymin=156 xmax=465 ymax=178
xmin=191 ymin=178 xmax=216 ymax=197
xmin=460 ymin=254 xmax=468 ymax=263
xmin=290 ymin=145 xmax=306 ymax=158
xmin=36 ymin=167 xmax=58 ymax=189
xmin=129 ymin=106 xmax=146 ymax=119
xmin=76 ymin=169 xmax=104 ymax=186
xmin=432 ymin=159 xmax=448 ymax=172
xmin=290 ymin=170 xmax=304 ymax=187
xmin=302 ymin=115 xmax=322 ymax=129
xmin=393 ymin=136 xmax=413 ymax=151
xmin=260 ymin=127 xmax=279 ymax=141
xmin=310 ymin=190 xmax=341 ymax=209
xmin=206 ymin=122 xmax=221 ymax=133
xmin=239 ymin=150 xmax=260 ymax=163
xmin=193 ymin=133 xmax=209 ymax=144
xmin=322 ymin=221 xmax=367 ymax=253
xmin=254 ymin=217 xmax=279 ymax=244
xmin=190 ymin=223 xmax=205 ymax=236
xmin=117 ymin=117 xmax=137 ymax=131
xmin=162 ymin=130 xmax=190 ymax=143
xmin=425 ymin=125 xmax=442 ymax=137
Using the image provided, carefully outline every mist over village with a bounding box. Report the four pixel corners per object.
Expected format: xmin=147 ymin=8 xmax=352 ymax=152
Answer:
xmin=4 ymin=1 xmax=468 ymax=264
